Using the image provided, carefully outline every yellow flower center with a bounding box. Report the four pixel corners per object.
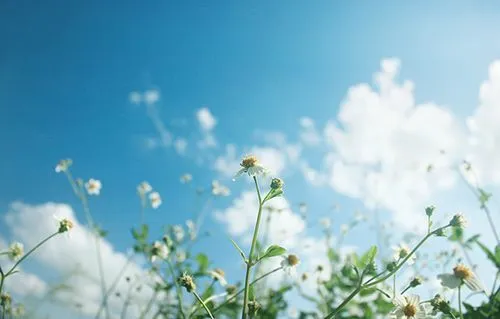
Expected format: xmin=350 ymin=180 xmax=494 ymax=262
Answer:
xmin=287 ymin=254 xmax=300 ymax=266
xmin=241 ymin=156 xmax=258 ymax=168
xmin=453 ymin=264 xmax=472 ymax=280
xmin=403 ymin=304 xmax=417 ymax=317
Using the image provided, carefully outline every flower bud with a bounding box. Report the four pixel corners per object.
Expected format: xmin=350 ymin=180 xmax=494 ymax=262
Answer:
xmin=425 ymin=205 xmax=435 ymax=217
xmin=178 ymin=273 xmax=196 ymax=293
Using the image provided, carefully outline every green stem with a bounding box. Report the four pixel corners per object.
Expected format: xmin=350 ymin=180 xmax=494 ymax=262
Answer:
xmin=166 ymin=259 xmax=186 ymax=319
xmin=458 ymin=285 xmax=464 ymax=319
xmin=213 ymin=267 xmax=282 ymax=314
xmin=193 ymin=291 xmax=215 ymax=319
xmin=241 ymin=176 xmax=264 ymax=319
xmin=400 ymin=284 xmax=411 ymax=295
xmin=324 ymin=286 xmax=361 ymax=319
xmin=392 ymin=274 xmax=396 ymax=298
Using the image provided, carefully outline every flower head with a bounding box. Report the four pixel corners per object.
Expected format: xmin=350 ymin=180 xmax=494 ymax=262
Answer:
xmin=234 ymin=155 xmax=267 ymax=179
xmin=209 ymin=268 xmax=227 ymax=286
xmin=281 ymin=254 xmax=300 ymax=276
xmin=175 ymin=249 xmax=187 ymax=263
xmin=430 ymin=294 xmax=452 ymax=315
xmin=85 ymin=178 xmax=102 ymax=196
xmin=172 ymin=225 xmax=185 ymax=242
xmin=178 ymin=273 xmax=196 ymax=292
xmin=320 ymin=217 xmax=332 ymax=230
xmin=180 ymin=174 xmax=192 ymax=184
xmin=55 ymin=216 xmax=74 ymax=233
xmin=150 ymin=241 xmax=169 ymax=262
xmin=390 ymin=294 xmax=427 ymax=319
xmin=438 ymin=264 xmax=483 ymax=291
xmin=149 ymin=192 xmax=162 ymax=209
xmin=137 ymin=181 xmax=153 ymax=195
xmin=0 ymin=293 xmax=11 ymax=307
xmin=270 ymin=178 xmax=284 ymax=190
xmin=211 ymin=180 xmax=230 ymax=196
xmin=55 ymin=158 xmax=72 ymax=173
xmin=449 ymin=213 xmax=467 ymax=228
xmin=7 ymin=242 xmax=24 ymax=261
xmin=392 ymin=243 xmax=416 ymax=265
xmin=186 ymin=220 xmax=197 ymax=240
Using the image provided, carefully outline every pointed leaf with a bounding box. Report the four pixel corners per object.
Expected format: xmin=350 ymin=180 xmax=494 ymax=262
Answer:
xmin=229 ymin=237 xmax=247 ymax=262
xmin=260 ymin=245 xmax=287 ymax=260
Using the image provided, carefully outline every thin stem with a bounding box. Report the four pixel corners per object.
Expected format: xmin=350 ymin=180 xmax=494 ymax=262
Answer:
xmin=458 ymin=285 xmax=464 ymax=319
xmin=166 ymin=259 xmax=186 ymax=319
xmin=324 ymin=286 xmax=361 ymax=319
xmin=241 ymin=176 xmax=264 ymax=319
xmin=212 ymin=267 xmax=282 ymax=314
xmin=192 ymin=291 xmax=215 ymax=319
xmin=139 ymin=290 xmax=158 ymax=319
xmin=392 ymin=274 xmax=396 ymax=298
xmin=400 ymin=284 xmax=411 ymax=295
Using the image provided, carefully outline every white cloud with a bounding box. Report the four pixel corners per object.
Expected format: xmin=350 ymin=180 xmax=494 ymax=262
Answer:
xmin=299 ymin=117 xmax=321 ymax=147
xmin=3 ymin=202 xmax=157 ymax=318
xmin=174 ymin=138 xmax=188 ymax=155
xmin=196 ymin=107 xmax=217 ymax=131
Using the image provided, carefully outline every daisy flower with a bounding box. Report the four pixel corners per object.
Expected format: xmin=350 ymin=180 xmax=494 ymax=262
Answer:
xmin=137 ymin=181 xmax=153 ymax=195
xmin=392 ymin=243 xmax=416 ymax=265
xmin=390 ymin=294 xmax=428 ymax=318
xmin=209 ymin=268 xmax=227 ymax=286
xmin=150 ymin=241 xmax=169 ymax=263
xmin=180 ymin=174 xmax=193 ymax=184
xmin=211 ymin=180 xmax=230 ymax=196
xmin=186 ymin=220 xmax=196 ymax=240
xmin=54 ymin=215 xmax=74 ymax=233
xmin=173 ymin=225 xmax=185 ymax=242
xmin=85 ymin=178 xmax=102 ymax=196
xmin=320 ymin=217 xmax=332 ymax=229
xmin=449 ymin=213 xmax=467 ymax=228
xmin=281 ymin=254 xmax=300 ymax=276
xmin=175 ymin=249 xmax=187 ymax=263
xmin=55 ymin=158 xmax=72 ymax=173
xmin=437 ymin=264 xmax=483 ymax=291
xmin=149 ymin=192 xmax=162 ymax=209
xmin=234 ymin=155 xmax=267 ymax=179
xmin=7 ymin=242 xmax=24 ymax=261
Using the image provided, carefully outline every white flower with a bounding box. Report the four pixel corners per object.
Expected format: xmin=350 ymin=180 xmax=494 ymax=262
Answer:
xmin=211 ymin=180 xmax=230 ymax=196
xmin=54 ymin=215 xmax=74 ymax=234
xmin=137 ymin=181 xmax=153 ymax=195
xmin=390 ymin=294 xmax=428 ymax=318
xmin=320 ymin=217 xmax=332 ymax=229
xmin=55 ymin=158 xmax=72 ymax=173
xmin=392 ymin=243 xmax=416 ymax=265
xmin=85 ymin=178 xmax=102 ymax=195
xmin=173 ymin=225 xmax=185 ymax=242
xmin=449 ymin=213 xmax=467 ymax=228
xmin=186 ymin=220 xmax=197 ymax=240
xmin=340 ymin=224 xmax=349 ymax=234
xmin=175 ymin=249 xmax=187 ymax=263
xmin=209 ymin=268 xmax=227 ymax=287
xmin=438 ymin=264 xmax=483 ymax=291
xmin=149 ymin=192 xmax=162 ymax=209
xmin=180 ymin=174 xmax=193 ymax=184
xmin=144 ymin=89 xmax=160 ymax=105
xmin=151 ymin=241 xmax=169 ymax=262
xmin=7 ymin=242 xmax=24 ymax=261
xmin=129 ymin=91 xmax=142 ymax=104
xmin=281 ymin=254 xmax=300 ymax=276
xmin=234 ymin=155 xmax=267 ymax=179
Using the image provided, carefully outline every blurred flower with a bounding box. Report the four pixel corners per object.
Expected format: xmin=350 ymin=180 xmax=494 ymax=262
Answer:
xmin=209 ymin=268 xmax=227 ymax=286
xmin=186 ymin=220 xmax=196 ymax=240
xmin=175 ymin=249 xmax=187 ymax=263
xmin=149 ymin=192 xmax=162 ymax=209
xmin=144 ymin=89 xmax=160 ymax=105
xmin=151 ymin=241 xmax=169 ymax=263
xmin=178 ymin=273 xmax=196 ymax=292
xmin=180 ymin=174 xmax=192 ymax=184
xmin=55 ymin=158 xmax=72 ymax=173
xmin=129 ymin=91 xmax=142 ymax=104
xmin=137 ymin=181 xmax=153 ymax=195
xmin=0 ymin=293 xmax=11 ymax=307
xmin=173 ymin=225 xmax=185 ymax=242
xmin=449 ymin=213 xmax=467 ymax=228
xmin=392 ymin=243 xmax=415 ymax=265
xmin=211 ymin=180 xmax=230 ymax=196
xmin=438 ymin=264 xmax=483 ymax=291
xmin=7 ymin=242 xmax=23 ymax=261
xmin=234 ymin=155 xmax=267 ymax=179
xmin=281 ymin=254 xmax=300 ymax=276
xmin=54 ymin=215 xmax=74 ymax=233
xmin=85 ymin=178 xmax=102 ymax=196
xmin=340 ymin=224 xmax=349 ymax=234
xmin=320 ymin=217 xmax=332 ymax=229
xmin=390 ymin=294 xmax=427 ymax=319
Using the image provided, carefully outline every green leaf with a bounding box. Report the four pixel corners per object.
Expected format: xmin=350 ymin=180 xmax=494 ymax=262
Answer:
xmin=478 ymin=188 xmax=492 ymax=208
xmin=327 ymin=248 xmax=339 ymax=262
xmin=357 ymin=246 xmax=378 ymax=270
xmin=475 ymin=241 xmax=500 ymax=269
xmin=229 ymin=237 xmax=247 ymax=262
xmin=260 ymin=245 xmax=287 ymax=260
xmin=196 ymin=253 xmax=210 ymax=272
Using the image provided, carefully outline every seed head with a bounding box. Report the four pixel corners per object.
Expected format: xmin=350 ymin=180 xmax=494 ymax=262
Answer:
xmin=449 ymin=213 xmax=467 ymax=228
xmin=287 ymin=254 xmax=300 ymax=266
xmin=178 ymin=273 xmax=196 ymax=292
xmin=241 ymin=155 xmax=258 ymax=169
xmin=402 ymin=303 xmax=417 ymax=317
xmin=58 ymin=218 xmax=74 ymax=233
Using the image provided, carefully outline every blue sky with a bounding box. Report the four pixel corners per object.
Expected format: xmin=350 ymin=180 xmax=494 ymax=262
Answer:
xmin=2 ymin=1 xmax=500 ymax=317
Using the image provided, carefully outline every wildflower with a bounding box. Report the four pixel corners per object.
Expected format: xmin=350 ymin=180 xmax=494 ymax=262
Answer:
xmin=7 ymin=242 xmax=23 ymax=262
xmin=178 ymin=273 xmax=196 ymax=292
xmin=186 ymin=220 xmax=196 ymax=240
xmin=144 ymin=89 xmax=160 ymax=105
xmin=85 ymin=178 xmax=102 ymax=196
xmin=409 ymin=276 xmax=423 ymax=288
xmin=281 ymin=254 xmax=300 ymax=276
xmin=234 ymin=155 xmax=267 ymax=179
xmin=137 ymin=181 xmax=152 ymax=195
xmin=175 ymin=249 xmax=187 ymax=263
xmin=129 ymin=91 xmax=142 ymax=104
xmin=320 ymin=217 xmax=332 ymax=229
xmin=425 ymin=205 xmax=435 ymax=217
xmin=247 ymin=300 xmax=261 ymax=316
xmin=55 ymin=158 xmax=72 ymax=173
xmin=316 ymin=265 xmax=324 ymax=272
xmin=162 ymin=234 xmax=174 ymax=248
xmin=301 ymin=273 xmax=309 ymax=281
xmin=0 ymin=293 xmax=11 ymax=307
xmin=438 ymin=264 xmax=483 ymax=291
xmin=149 ymin=192 xmax=162 ymax=209
xmin=55 ymin=216 xmax=74 ymax=233
xmin=430 ymin=294 xmax=452 ymax=315
xmin=211 ymin=180 xmax=230 ymax=196
xmin=209 ymin=268 xmax=227 ymax=286
xmin=150 ymin=241 xmax=169 ymax=263
xmin=270 ymin=178 xmax=284 ymax=190
xmin=392 ymin=243 xmax=416 ymax=265
xmin=340 ymin=224 xmax=349 ymax=234
xmin=173 ymin=225 xmax=185 ymax=242
xmin=180 ymin=174 xmax=192 ymax=184
xmin=390 ymin=294 xmax=427 ymax=319
xmin=449 ymin=213 xmax=467 ymax=228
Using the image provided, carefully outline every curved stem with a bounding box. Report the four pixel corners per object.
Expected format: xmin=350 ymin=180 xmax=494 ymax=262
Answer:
xmin=458 ymin=285 xmax=464 ymax=319
xmin=241 ymin=176 xmax=264 ymax=319
xmin=324 ymin=286 xmax=361 ymax=319
xmin=193 ymin=291 xmax=215 ymax=319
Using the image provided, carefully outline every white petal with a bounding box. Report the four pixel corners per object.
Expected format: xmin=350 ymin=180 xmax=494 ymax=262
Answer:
xmin=464 ymin=276 xmax=484 ymax=292
xmin=393 ymin=295 xmax=406 ymax=307
xmin=438 ymin=273 xmax=461 ymax=289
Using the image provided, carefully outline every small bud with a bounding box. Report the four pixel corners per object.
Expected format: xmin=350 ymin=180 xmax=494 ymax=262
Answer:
xmin=247 ymin=300 xmax=261 ymax=316
xmin=301 ymin=273 xmax=309 ymax=281
xmin=270 ymin=178 xmax=284 ymax=190
xmin=225 ymin=285 xmax=237 ymax=296
xmin=58 ymin=218 xmax=74 ymax=233
xmin=435 ymin=228 xmax=447 ymax=237
xmin=386 ymin=261 xmax=397 ymax=272
xmin=316 ymin=265 xmax=324 ymax=272
xmin=425 ymin=205 xmax=435 ymax=217
xmin=449 ymin=213 xmax=467 ymax=228
xmin=178 ymin=273 xmax=196 ymax=293
xmin=431 ymin=294 xmax=452 ymax=315
xmin=409 ymin=276 xmax=423 ymax=288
